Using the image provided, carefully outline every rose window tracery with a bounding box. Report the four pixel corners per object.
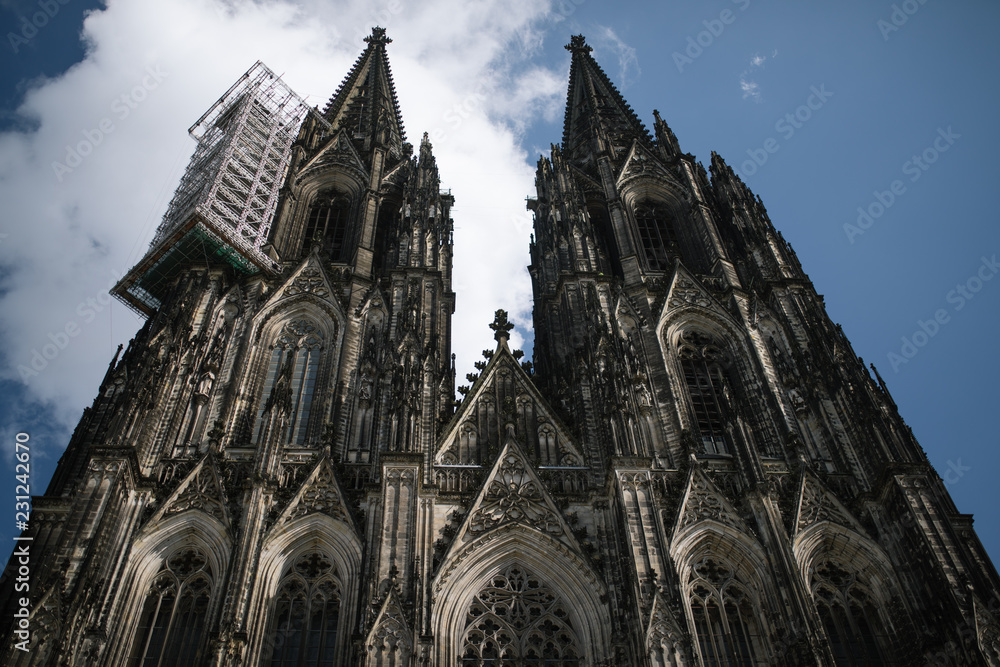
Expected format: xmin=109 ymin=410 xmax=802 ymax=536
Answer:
xmin=460 ymin=565 xmax=581 ymax=666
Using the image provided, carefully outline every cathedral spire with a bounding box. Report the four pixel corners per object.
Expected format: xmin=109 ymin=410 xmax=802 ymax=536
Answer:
xmin=561 ymin=34 xmax=652 ymax=163
xmin=322 ymin=26 xmax=406 ymax=155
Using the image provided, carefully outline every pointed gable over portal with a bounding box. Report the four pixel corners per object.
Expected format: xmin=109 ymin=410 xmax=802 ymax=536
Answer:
xmin=272 ymin=457 xmax=357 ymax=532
xmin=672 ymin=462 xmax=749 ymax=540
xmin=793 ymin=468 xmax=866 ymax=536
xmin=440 ymin=430 xmax=586 ymax=567
xmin=148 ymin=456 xmax=231 ymax=532
xmin=296 ymin=128 xmax=370 ymax=186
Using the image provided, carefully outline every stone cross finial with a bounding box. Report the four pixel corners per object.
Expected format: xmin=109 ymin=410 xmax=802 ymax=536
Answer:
xmin=489 ymin=309 xmax=514 ymax=342
xmin=365 ymin=26 xmax=392 ymax=46
xmin=565 ymin=34 xmax=592 ymax=55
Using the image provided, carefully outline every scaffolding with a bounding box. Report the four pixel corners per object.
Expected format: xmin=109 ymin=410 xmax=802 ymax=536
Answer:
xmin=113 ymin=61 xmax=329 ymax=315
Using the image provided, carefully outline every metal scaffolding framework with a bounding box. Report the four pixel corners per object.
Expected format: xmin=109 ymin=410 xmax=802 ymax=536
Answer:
xmin=113 ymin=61 xmax=329 ymax=315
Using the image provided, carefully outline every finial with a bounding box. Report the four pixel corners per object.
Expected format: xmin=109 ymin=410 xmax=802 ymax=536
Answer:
xmin=364 ymin=26 xmax=392 ymax=46
xmin=565 ymin=34 xmax=592 ymax=55
xmin=489 ymin=309 xmax=514 ymax=343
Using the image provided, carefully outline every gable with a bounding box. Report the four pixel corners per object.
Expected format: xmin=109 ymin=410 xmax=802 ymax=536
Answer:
xmin=365 ymin=588 xmax=412 ymax=654
xmin=794 ymin=469 xmax=866 ymax=535
xmin=441 ymin=433 xmax=584 ymax=565
xmin=672 ymin=464 xmax=748 ymax=540
xmin=149 ymin=457 xmax=230 ymax=531
xmin=434 ymin=344 xmax=584 ymax=468
xmin=617 ymin=140 xmax=689 ymax=196
xmin=296 ymin=129 xmax=370 ymax=185
xmin=272 ymin=457 xmax=357 ymax=533
xmin=255 ymin=251 xmax=347 ymax=326
xmin=663 ymin=263 xmax=728 ymax=316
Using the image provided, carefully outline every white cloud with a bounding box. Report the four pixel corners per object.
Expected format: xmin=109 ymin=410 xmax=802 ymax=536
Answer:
xmin=746 ymin=50 xmax=776 ymax=70
xmin=0 ymin=0 xmax=567 ymax=447
xmin=740 ymin=77 xmax=761 ymax=102
xmin=486 ymin=67 xmax=565 ymax=133
xmin=739 ymin=49 xmax=776 ymax=102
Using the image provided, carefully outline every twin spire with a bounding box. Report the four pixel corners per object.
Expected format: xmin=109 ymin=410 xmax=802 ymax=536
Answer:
xmin=562 ymin=34 xmax=654 ymax=162
xmin=322 ymin=27 xmax=407 ymax=155
xmin=323 ymin=30 xmax=660 ymax=164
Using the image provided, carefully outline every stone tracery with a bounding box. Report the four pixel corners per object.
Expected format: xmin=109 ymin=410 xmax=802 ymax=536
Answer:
xmin=460 ymin=564 xmax=582 ymax=666
xmin=468 ymin=452 xmax=563 ymax=537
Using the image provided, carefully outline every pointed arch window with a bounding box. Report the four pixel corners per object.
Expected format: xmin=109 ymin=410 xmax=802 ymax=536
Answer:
xmin=128 ymin=547 xmax=214 ymax=666
xmin=811 ymin=560 xmax=887 ymax=666
xmin=586 ymin=202 xmax=620 ymax=275
xmin=255 ymin=319 xmax=324 ymax=446
xmin=634 ymin=201 xmax=677 ymax=271
xmin=460 ymin=564 xmax=581 ymax=666
xmin=687 ymin=557 xmax=763 ymax=667
xmin=304 ymin=192 xmax=351 ymax=261
xmin=537 ymin=423 xmax=559 ymax=466
xmin=677 ymin=331 xmax=731 ymax=455
xmin=266 ymin=550 xmax=342 ymax=667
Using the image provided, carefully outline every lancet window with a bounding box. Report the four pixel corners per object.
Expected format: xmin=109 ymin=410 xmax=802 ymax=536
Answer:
xmin=304 ymin=191 xmax=351 ymax=261
xmin=255 ymin=319 xmax=323 ymax=446
xmin=538 ymin=424 xmax=559 ymax=466
xmin=266 ymin=550 xmax=342 ymax=667
xmin=677 ymin=330 xmax=731 ymax=455
xmin=634 ymin=201 xmax=677 ymax=271
xmin=687 ymin=556 xmax=763 ymax=666
xmin=128 ymin=547 xmax=214 ymax=666
xmin=811 ymin=559 xmax=887 ymax=666
xmin=460 ymin=564 xmax=581 ymax=666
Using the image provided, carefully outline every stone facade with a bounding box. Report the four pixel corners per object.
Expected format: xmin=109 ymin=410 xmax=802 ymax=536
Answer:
xmin=2 ymin=30 xmax=999 ymax=666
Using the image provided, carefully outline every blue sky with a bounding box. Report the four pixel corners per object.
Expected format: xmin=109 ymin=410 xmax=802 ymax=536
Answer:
xmin=0 ymin=0 xmax=997 ymax=573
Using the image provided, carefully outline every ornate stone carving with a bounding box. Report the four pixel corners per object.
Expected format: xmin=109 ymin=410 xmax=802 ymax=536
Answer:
xmin=469 ymin=452 xmax=563 ymax=536
xmin=489 ymin=309 xmax=514 ymax=341
xmin=161 ymin=461 xmax=228 ymax=527
xmin=794 ymin=471 xmax=863 ymax=535
xmin=668 ymin=274 xmax=713 ymax=310
xmin=675 ymin=466 xmax=745 ymax=535
xmin=279 ymin=460 xmax=351 ymax=527
xmin=646 ymin=589 xmax=690 ymax=662
xmin=460 ymin=564 xmax=581 ymax=664
xmin=365 ymin=590 xmax=412 ymax=665
xmin=86 ymin=460 xmax=123 ymax=481
xmin=285 ymin=266 xmax=329 ymax=298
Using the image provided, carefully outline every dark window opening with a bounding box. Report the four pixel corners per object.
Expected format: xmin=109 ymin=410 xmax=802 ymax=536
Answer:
xmin=634 ymin=202 xmax=677 ymax=271
xmin=678 ymin=331 xmax=731 ymax=456
xmin=129 ymin=549 xmax=212 ymax=666
xmin=304 ymin=194 xmax=351 ymax=261
xmin=266 ymin=551 xmax=341 ymax=667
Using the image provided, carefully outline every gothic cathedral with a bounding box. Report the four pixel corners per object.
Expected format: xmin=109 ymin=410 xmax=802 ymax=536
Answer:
xmin=3 ymin=29 xmax=999 ymax=666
